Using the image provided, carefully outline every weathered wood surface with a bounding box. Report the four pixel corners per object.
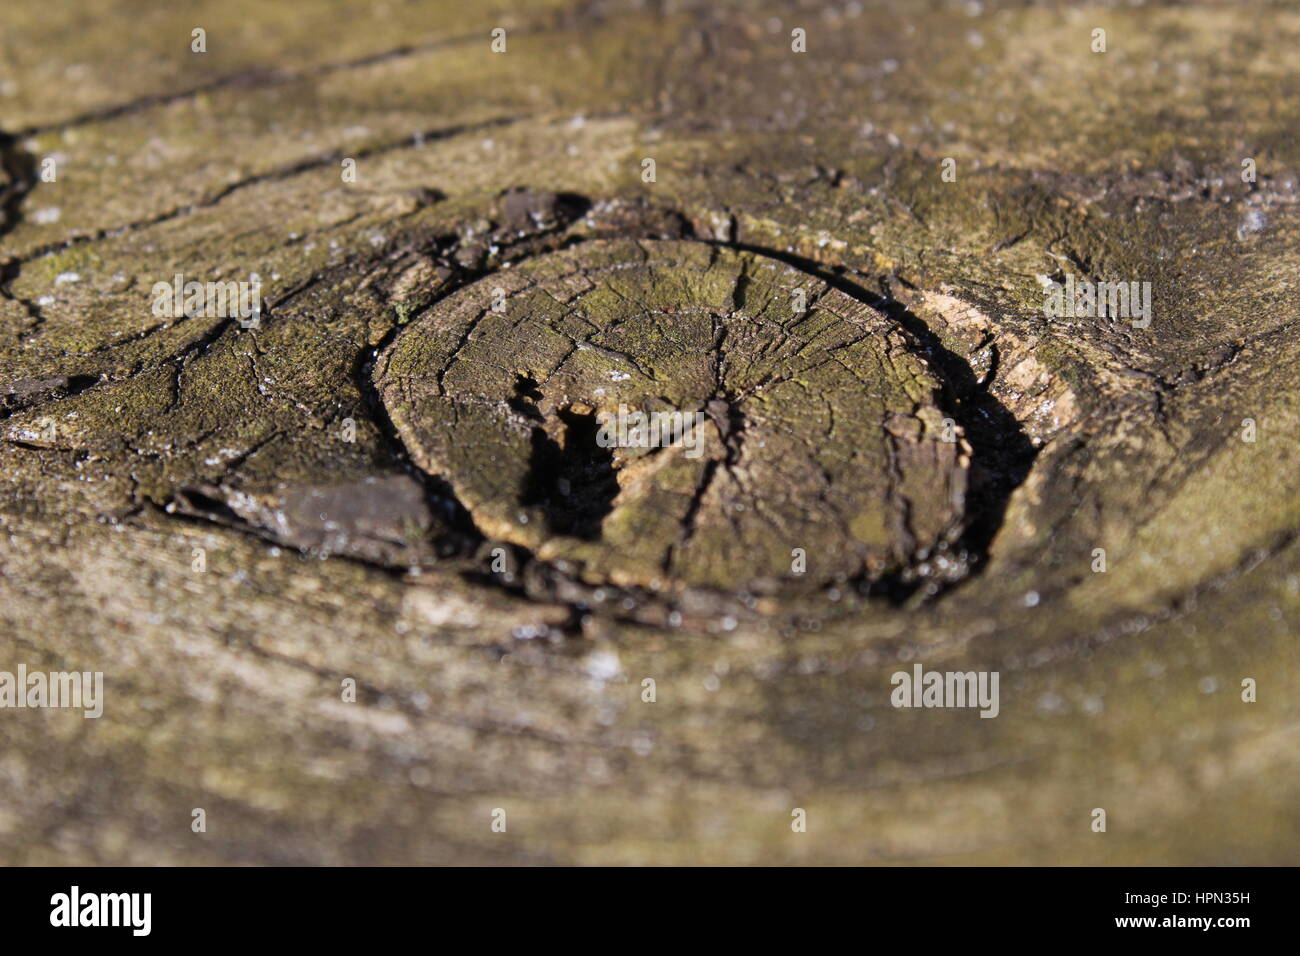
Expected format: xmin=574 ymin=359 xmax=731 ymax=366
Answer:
xmin=0 ymin=0 xmax=1297 ymax=864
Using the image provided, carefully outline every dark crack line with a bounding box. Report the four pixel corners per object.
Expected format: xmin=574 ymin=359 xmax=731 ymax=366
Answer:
xmin=664 ymin=459 xmax=719 ymax=575
xmin=12 ymin=13 xmax=590 ymax=140
xmin=8 ymin=116 xmax=520 ymax=272
xmin=0 ymin=129 xmax=43 ymax=329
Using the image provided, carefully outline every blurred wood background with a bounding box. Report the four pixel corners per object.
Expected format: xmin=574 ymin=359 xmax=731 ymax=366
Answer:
xmin=0 ymin=0 xmax=1297 ymax=864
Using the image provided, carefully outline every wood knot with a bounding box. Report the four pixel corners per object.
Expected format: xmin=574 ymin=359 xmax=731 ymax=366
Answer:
xmin=375 ymin=239 xmax=970 ymax=602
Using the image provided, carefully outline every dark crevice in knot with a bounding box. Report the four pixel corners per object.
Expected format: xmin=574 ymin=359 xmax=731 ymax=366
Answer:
xmin=521 ymin=406 xmax=619 ymax=541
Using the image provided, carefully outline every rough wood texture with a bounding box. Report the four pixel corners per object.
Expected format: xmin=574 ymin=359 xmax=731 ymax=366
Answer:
xmin=0 ymin=0 xmax=1297 ymax=864
xmin=377 ymin=239 xmax=969 ymax=600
